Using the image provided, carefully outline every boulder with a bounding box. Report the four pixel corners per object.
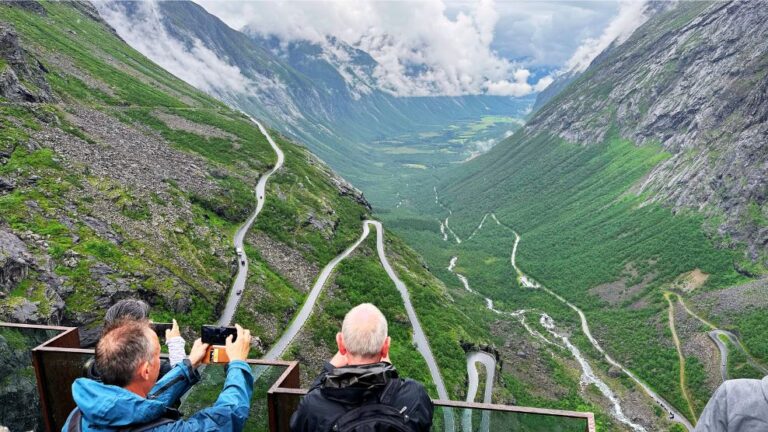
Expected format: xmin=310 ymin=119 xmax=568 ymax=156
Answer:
xmin=10 ymin=299 xmax=40 ymax=323
xmin=0 ymin=230 xmax=31 ymax=293
xmin=0 ymin=177 xmax=14 ymax=194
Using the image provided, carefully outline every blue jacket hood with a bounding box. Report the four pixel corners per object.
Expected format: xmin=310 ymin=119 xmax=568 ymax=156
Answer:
xmin=72 ymin=378 xmax=167 ymax=427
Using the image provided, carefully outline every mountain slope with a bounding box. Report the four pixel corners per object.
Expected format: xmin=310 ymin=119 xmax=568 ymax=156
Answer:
xmin=385 ymin=1 xmax=767 ymax=426
xmin=0 ymin=3 xmax=554 ymax=431
xmin=0 ymin=2 xmax=654 ymax=431
xmin=95 ymin=0 xmax=532 ymax=189
xmin=529 ymin=1 xmax=768 ymax=266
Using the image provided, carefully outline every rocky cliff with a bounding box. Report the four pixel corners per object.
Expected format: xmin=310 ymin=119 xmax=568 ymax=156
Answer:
xmin=529 ymin=1 xmax=768 ymax=268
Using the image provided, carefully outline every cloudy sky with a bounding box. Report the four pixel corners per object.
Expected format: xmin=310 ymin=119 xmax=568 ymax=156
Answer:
xmin=191 ymin=0 xmax=650 ymax=96
xmin=96 ymin=0 xmax=651 ymax=98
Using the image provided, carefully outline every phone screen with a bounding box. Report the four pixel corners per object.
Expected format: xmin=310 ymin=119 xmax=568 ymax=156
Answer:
xmin=201 ymin=325 xmax=237 ymax=345
xmin=151 ymin=323 xmax=173 ymax=340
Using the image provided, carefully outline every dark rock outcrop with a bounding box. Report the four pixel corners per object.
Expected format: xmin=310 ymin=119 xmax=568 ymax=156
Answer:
xmin=0 ymin=23 xmax=54 ymax=103
xmin=6 ymin=1 xmax=46 ymax=16
xmin=0 ymin=230 xmax=31 ymax=294
xmin=0 ymin=327 xmax=56 ymax=431
xmin=0 ymin=177 xmax=15 ymax=194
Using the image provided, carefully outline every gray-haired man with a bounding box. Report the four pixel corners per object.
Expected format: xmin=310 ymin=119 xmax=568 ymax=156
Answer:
xmin=290 ymin=303 xmax=433 ymax=432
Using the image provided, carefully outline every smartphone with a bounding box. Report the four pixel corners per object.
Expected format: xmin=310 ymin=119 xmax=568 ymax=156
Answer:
xmin=151 ymin=323 xmax=173 ymax=340
xmin=201 ymin=325 xmax=237 ymax=345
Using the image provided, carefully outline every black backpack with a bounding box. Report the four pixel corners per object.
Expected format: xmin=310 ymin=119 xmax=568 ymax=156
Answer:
xmin=329 ymin=378 xmax=416 ymax=432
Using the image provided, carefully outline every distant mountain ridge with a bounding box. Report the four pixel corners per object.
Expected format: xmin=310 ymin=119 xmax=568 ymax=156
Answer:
xmin=98 ymin=0 xmax=532 ymax=184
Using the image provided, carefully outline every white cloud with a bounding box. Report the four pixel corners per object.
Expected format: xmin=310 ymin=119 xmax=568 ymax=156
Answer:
xmin=94 ymin=0 xmax=258 ymax=96
xmin=565 ymin=0 xmax=649 ymax=73
xmin=196 ymin=0 xmax=555 ymax=97
xmin=484 ymin=68 xmax=552 ymax=97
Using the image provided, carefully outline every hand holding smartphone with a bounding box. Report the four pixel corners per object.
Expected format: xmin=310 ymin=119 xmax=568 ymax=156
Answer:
xmin=201 ymin=325 xmax=239 ymax=364
xmin=201 ymin=325 xmax=237 ymax=345
xmin=150 ymin=323 xmax=173 ymax=341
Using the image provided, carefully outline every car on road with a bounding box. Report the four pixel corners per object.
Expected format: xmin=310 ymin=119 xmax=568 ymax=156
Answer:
xmin=236 ymin=289 xmax=242 ymax=296
xmin=236 ymin=247 xmax=243 ymax=256
xmin=241 ymin=259 xmax=246 ymax=266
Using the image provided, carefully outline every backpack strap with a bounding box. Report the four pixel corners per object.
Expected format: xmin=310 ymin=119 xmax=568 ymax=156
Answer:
xmin=377 ymin=377 xmax=403 ymax=406
xmin=327 ymin=377 xmax=406 ymax=431
xmin=121 ymin=417 xmax=176 ymax=432
xmin=65 ymin=406 xmax=177 ymax=432
xmin=66 ymin=408 xmax=83 ymax=432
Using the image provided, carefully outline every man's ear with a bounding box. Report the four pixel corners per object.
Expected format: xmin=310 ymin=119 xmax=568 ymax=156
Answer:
xmin=380 ymin=336 xmax=391 ymax=358
xmin=137 ymin=360 xmax=151 ymax=381
xmin=336 ymin=332 xmax=347 ymax=355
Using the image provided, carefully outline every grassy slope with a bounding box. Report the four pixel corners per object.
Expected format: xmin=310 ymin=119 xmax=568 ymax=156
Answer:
xmin=0 ymin=2 xmax=374 ymax=336
xmin=0 ymin=4 xmax=520 ymax=422
xmin=385 ymin=118 xmax=762 ymax=423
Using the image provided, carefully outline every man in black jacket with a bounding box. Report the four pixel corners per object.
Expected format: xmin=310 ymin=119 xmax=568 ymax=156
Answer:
xmin=290 ymin=303 xmax=433 ymax=432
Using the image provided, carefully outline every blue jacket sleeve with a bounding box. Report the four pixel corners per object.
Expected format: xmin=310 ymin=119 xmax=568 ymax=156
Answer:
xmin=147 ymin=360 xmax=201 ymax=407
xmin=158 ymin=360 xmax=255 ymax=432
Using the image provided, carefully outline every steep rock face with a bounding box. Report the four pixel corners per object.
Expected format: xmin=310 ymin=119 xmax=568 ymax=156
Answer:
xmin=0 ymin=230 xmax=30 ymax=293
xmin=528 ymin=1 xmax=768 ymax=263
xmin=0 ymin=23 xmax=54 ymax=102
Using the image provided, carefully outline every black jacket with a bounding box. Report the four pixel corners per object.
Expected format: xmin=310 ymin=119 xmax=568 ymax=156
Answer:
xmin=290 ymin=362 xmax=433 ymax=432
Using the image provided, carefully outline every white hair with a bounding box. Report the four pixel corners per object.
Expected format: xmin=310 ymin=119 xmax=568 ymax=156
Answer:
xmin=342 ymin=303 xmax=388 ymax=358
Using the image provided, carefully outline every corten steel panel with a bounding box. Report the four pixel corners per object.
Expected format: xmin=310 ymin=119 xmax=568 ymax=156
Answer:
xmin=1 ymin=323 xmax=70 ymax=432
xmin=33 ymin=348 xmax=92 ymax=431
xmin=268 ymin=361 xmax=301 ymax=432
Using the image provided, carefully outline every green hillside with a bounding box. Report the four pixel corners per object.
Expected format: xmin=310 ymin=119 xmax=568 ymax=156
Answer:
xmin=0 ymin=2 xmax=649 ymax=431
xmin=382 ymin=1 xmax=768 ymax=427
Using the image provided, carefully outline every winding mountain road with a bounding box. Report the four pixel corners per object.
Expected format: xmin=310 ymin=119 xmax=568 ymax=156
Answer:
xmin=447 ymin=218 xmax=645 ymax=431
xmin=709 ymin=331 xmax=729 ymax=381
xmin=223 ymin=121 xmax=455 ymax=429
xmin=261 ymin=223 xmax=372 ymax=360
xmin=508 ymin=230 xmax=694 ymax=431
xmin=446 ymin=255 xmax=497 ymax=431
xmin=672 ymin=293 xmax=768 ymax=381
xmin=218 ymin=117 xmax=285 ymax=326
xmin=664 ymin=293 xmax=698 ymax=420
xmin=254 ymin=219 xmax=456 ymax=431
xmin=463 ymin=351 xmax=496 ymax=432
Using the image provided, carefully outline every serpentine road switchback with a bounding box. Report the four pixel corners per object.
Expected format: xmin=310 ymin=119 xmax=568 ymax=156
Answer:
xmin=463 ymin=351 xmax=496 ymax=432
xmin=256 ymin=220 xmax=455 ymax=431
xmin=508 ymin=230 xmax=695 ymax=431
xmin=673 ymin=294 xmax=768 ymax=382
xmin=218 ymin=117 xmax=285 ymax=327
xmin=440 ymin=206 xmax=693 ymax=431
xmin=228 ymin=126 xmax=454 ymax=429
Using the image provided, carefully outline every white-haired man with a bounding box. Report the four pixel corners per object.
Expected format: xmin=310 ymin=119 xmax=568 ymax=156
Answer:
xmin=290 ymin=303 xmax=433 ymax=432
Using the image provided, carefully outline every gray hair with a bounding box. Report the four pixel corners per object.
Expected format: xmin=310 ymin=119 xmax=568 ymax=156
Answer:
xmin=96 ymin=320 xmax=155 ymax=387
xmin=342 ymin=303 xmax=388 ymax=358
xmin=104 ymin=299 xmax=150 ymax=325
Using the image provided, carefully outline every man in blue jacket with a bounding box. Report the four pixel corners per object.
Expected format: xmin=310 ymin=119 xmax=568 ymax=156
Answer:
xmin=62 ymin=320 xmax=254 ymax=432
